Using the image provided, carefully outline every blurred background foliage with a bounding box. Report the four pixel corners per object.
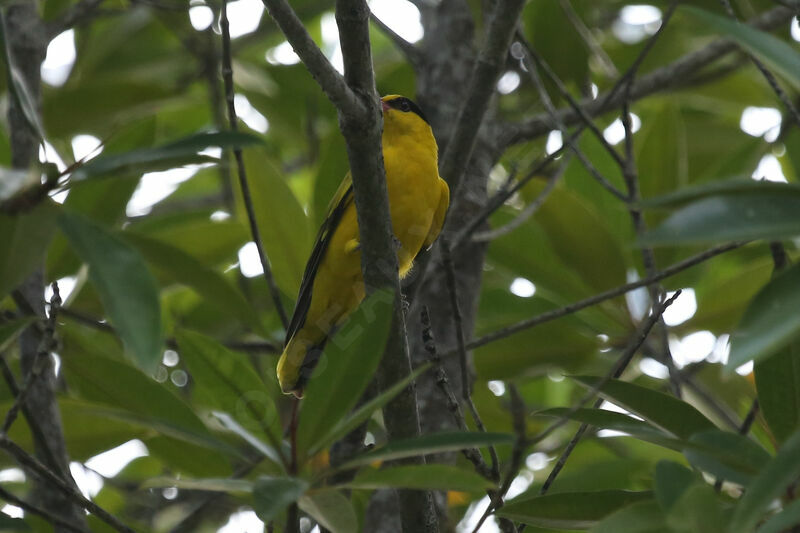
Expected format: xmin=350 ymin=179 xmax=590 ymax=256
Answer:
xmin=1 ymin=0 xmax=800 ymax=531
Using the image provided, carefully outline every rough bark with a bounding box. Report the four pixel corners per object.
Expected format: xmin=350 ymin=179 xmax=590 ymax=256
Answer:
xmin=5 ymin=2 xmax=89 ymax=530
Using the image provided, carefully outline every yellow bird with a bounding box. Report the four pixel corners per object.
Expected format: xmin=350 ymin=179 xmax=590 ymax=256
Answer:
xmin=277 ymin=95 xmax=450 ymax=397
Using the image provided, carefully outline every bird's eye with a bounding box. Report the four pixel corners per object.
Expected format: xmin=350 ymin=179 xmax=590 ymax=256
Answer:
xmin=400 ymin=100 xmax=411 ymax=111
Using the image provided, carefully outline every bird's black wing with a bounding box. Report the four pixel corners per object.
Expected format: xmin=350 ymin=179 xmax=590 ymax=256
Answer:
xmin=284 ymin=181 xmax=354 ymax=345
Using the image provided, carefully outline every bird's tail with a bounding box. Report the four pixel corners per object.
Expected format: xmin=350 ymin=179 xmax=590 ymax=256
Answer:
xmin=277 ymin=335 xmax=328 ymax=398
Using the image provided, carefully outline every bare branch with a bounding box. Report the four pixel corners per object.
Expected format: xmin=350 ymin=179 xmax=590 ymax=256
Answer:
xmin=221 ymin=0 xmax=290 ymax=330
xmin=438 ymin=0 xmax=527 ymax=191
xmin=0 ymin=436 xmax=135 ymax=533
xmin=503 ymin=6 xmax=795 ymax=146
xmin=0 ymin=485 xmax=86 ymax=533
xmin=464 ymin=242 xmax=743 ymax=352
xmin=46 ymin=0 xmax=105 ymax=37
xmin=260 ymin=0 xmax=362 ymax=117
xmin=370 ymin=12 xmax=420 ymax=66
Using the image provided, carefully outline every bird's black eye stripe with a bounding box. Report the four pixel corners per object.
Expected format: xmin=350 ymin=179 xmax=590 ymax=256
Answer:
xmin=387 ymin=97 xmax=429 ymax=124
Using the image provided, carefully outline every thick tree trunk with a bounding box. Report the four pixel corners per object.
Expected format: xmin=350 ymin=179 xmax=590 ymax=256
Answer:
xmin=6 ymin=3 xmax=89 ymax=530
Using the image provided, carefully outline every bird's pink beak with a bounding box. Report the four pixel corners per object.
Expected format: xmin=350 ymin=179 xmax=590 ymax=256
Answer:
xmin=381 ymin=100 xmax=390 ymax=113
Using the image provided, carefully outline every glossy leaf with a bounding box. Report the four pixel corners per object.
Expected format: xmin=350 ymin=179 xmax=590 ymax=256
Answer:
xmin=666 ymin=482 xmax=728 ymax=533
xmin=298 ymin=490 xmax=358 ymax=533
xmin=252 ymin=476 xmax=308 ymax=523
xmin=58 ymin=211 xmax=162 ymax=372
xmin=310 ymin=363 xmax=430 ymax=456
xmin=590 ymin=500 xmax=669 ymax=533
xmin=125 ymin=233 xmax=264 ymax=333
xmin=141 ymin=477 xmax=252 ymax=493
xmin=498 ymin=490 xmax=652 ymax=529
xmin=212 ymin=412 xmax=284 ymax=469
xmin=728 ymin=263 xmax=800 ymax=372
xmin=0 ymin=202 xmax=58 ymax=298
xmin=755 ymin=339 xmax=800 ymax=444
xmin=640 ymin=181 xmax=800 ymax=245
xmin=757 ymin=500 xmax=800 ymax=533
xmin=297 ymin=289 xmax=394 ymax=458
xmin=653 ymin=461 xmax=695 ymax=512
xmin=683 ymin=430 xmax=771 ymax=486
xmin=0 ymin=317 xmax=33 ymax=354
xmin=70 ymin=131 xmax=262 ymax=181
xmin=571 ymin=376 xmax=717 ymax=439
xmin=730 ymin=430 xmax=800 ymax=533
xmin=340 ymin=432 xmax=514 ymax=469
xmin=684 ymin=6 xmax=800 ymax=90
xmin=344 ymin=464 xmax=493 ymax=491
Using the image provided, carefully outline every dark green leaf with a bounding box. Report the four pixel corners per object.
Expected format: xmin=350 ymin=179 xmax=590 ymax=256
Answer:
xmin=298 ymin=490 xmax=358 ymax=533
xmin=70 ymin=131 xmax=262 ymax=181
xmin=666 ymin=482 xmax=729 ymax=533
xmin=758 ymin=500 xmax=800 ymax=533
xmin=684 ymin=7 xmax=800 ymax=90
xmin=0 ymin=202 xmax=58 ymax=298
xmin=297 ymin=289 xmax=394 ymax=458
xmin=310 ymin=363 xmax=431 ymax=456
xmin=498 ymin=490 xmax=653 ymax=529
xmin=0 ymin=513 xmax=29 ymax=531
xmin=728 ymin=263 xmax=800 ymax=372
xmin=341 ymin=432 xmax=514 ymax=469
xmin=755 ymin=339 xmax=800 ymax=444
xmin=252 ymin=476 xmax=308 ymax=523
xmin=125 ymin=233 xmax=264 ymax=333
xmin=58 ymin=211 xmax=162 ymax=372
xmin=590 ymin=500 xmax=669 ymax=533
xmin=730 ymin=430 xmax=800 ymax=533
xmin=571 ymin=376 xmax=717 ymax=439
xmin=141 ymin=477 xmax=253 ymax=493
xmin=1 ymin=19 xmax=46 ymax=144
xmin=344 ymin=465 xmax=493 ymax=491
xmin=211 ymin=412 xmax=284 ymax=468
xmin=654 ymin=461 xmax=696 ymax=512
xmin=0 ymin=317 xmax=33 ymax=353
xmin=683 ymin=430 xmax=771 ymax=486
xmin=640 ymin=181 xmax=800 ymax=245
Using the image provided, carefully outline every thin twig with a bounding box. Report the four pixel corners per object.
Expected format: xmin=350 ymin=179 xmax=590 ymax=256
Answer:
xmin=369 ymin=12 xmax=420 ymax=66
xmin=0 ymin=484 xmax=86 ymax=533
xmin=503 ymin=6 xmax=794 ymax=146
xmin=463 ymin=243 xmax=742 ymax=352
xmin=558 ymin=0 xmax=618 ymax=78
xmin=0 ymin=436 xmax=135 ymax=533
xmin=3 ymin=282 xmax=61 ymax=434
xmin=714 ymin=398 xmax=760 ymax=491
xmin=421 ymin=306 xmax=496 ymax=481
xmin=717 ymin=0 xmax=800 ymax=129
xmin=221 ymin=0 xmax=290 ymax=330
xmin=441 ymin=240 xmax=500 ymax=479
xmin=537 ymin=291 xmax=681 ymax=496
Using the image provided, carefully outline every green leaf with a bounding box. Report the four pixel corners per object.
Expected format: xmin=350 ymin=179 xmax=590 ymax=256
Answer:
xmin=0 ymin=202 xmax=58 ymax=298
xmin=683 ymin=430 xmax=771 ymax=486
xmin=59 ymin=345 xmax=233 ymax=456
xmin=299 ymin=490 xmax=358 ymax=533
xmin=571 ymin=376 xmax=717 ymax=439
xmin=141 ymin=477 xmax=253 ymax=493
xmin=728 ymin=263 xmax=800 ymax=372
xmin=654 ymin=461 xmax=695 ymax=512
xmin=666 ymin=482 xmax=729 ymax=533
xmin=0 ymin=513 xmax=29 ymax=532
xmin=755 ymin=339 xmax=800 ymax=444
xmin=297 ymin=289 xmax=394 ymax=458
xmin=125 ymin=233 xmax=264 ymax=334
xmin=344 ymin=465 xmax=494 ymax=492
xmin=58 ymin=211 xmax=162 ymax=372
xmin=684 ymin=6 xmax=800 ymax=90
xmin=309 ymin=363 xmax=430 ymax=456
xmin=340 ymin=432 xmax=514 ymax=469
xmin=640 ymin=181 xmax=800 ymax=245
xmin=535 ymin=408 xmax=679 ymax=448
xmin=70 ymin=131 xmax=262 ymax=181
xmin=590 ymin=500 xmax=669 ymax=533
xmin=211 ymin=411 xmax=285 ymax=468
xmin=730 ymin=430 xmax=800 ymax=533
xmin=252 ymin=476 xmax=308 ymax=523
xmin=758 ymin=500 xmax=800 ymax=533
xmin=239 ymin=148 xmax=311 ymax=296
xmin=498 ymin=490 xmax=653 ymax=529
xmin=0 ymin=18 xmax=46 ymax=144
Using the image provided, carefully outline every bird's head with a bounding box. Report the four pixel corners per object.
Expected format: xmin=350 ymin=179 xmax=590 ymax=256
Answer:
xmin=381 ymin=94 xmax=432 ymax=139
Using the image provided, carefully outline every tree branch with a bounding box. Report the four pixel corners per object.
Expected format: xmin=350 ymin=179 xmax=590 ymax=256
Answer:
xmin=438 ymin=0 xmax=526 ymax=192
xmin=221 ymin=0 xmax=290 ymax=330
xmin=260 ymin=0 xmax=362 ymax=117
xmin=0 ymin=485 xmax=86 ymax=533
xmin=46 ymin=0 xmax=106 ymax=37
xmin=502 ymin=6 xmax=794 ymax=146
